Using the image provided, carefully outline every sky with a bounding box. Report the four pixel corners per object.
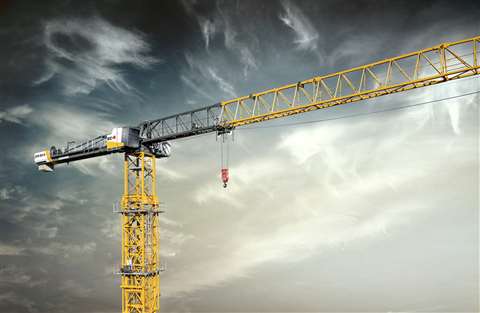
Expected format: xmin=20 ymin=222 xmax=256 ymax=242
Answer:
xmin=0 ymin=0 xmax=479 ymax=312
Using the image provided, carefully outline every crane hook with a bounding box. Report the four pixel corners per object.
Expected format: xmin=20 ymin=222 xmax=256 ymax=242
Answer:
xmin=221 ymin=168 xmax=229 ymax=188
xmin=219 ymin=130 xmax=232 ymax=188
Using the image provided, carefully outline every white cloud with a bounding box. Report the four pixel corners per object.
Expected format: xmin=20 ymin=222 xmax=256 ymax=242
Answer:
xmin=38 ymin=16 xmax=158 ymax=95
xmin=72 ymin=155 xmax=120 ymax=177
xmin=200 ymin=18 xmax=216 ymax=50
xmin=218 ymin=9 xmax=258 ymax=77
xmin=25 ymin=104 xmax=122 ymax=176
xmin=0 ymin=104 xmax=33 ymax=124
xmin=279 ymin=0 xmax=319 ymax=52
xmin=206 ymin=67 xmax=236 ymax=98
xmin=181 ymin=1 xmax=258 ymax=78
xmin=180 ymin=74 xmax=215 ymax=101
xmin=156 ymin=161 xmax=187 ymax=181
xmin=238 ymin=47 xmax=257 ymax=77
xmin=160 ymin=216 xmax=182 ymax=227
xmin=161 ymin=82 xmax=478 ymax=296
xmin=161 ymin=229 xmax=194 ymax=247
xmin=182 ymin=53 xmax=237 ymax=99
xmin=329 ymin=34 xmax=384 ymax=66
xmin=159 ymin=216 xmax=194 ymax=258
xmin=194 ymin=158 xmax=278 ymax=206
xmin=35 ymin=105 xmax=115 ymax=141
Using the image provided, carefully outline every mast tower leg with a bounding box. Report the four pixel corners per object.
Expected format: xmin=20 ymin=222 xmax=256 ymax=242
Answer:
xmin=119 ymin=152 xmax=160 ymax=313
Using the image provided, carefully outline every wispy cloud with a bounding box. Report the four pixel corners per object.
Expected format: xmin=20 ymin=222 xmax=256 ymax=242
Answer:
xmin=182 ymin=53 xmax=237 ymax=99
xmin=38 ymin=17 xmax=158 ymax=95
xmin=279 ymin=0 xmax=324 ymax=63
xmin=181 ymin=0 xmax=258 ymax=77
xmin=279 ymin=0 xmax=319 ymax=51
xmin=0 ymin=104 xmax=33 ymax=124
xmin=206 ymin=67 xmax=236 ymax=97
xmin=180 ymin=75 xmax=215 ymax=101
xmin=200 ymin=18 xmax=216 ymax=50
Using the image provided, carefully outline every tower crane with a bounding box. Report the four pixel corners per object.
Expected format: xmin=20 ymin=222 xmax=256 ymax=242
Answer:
xmin=34 ymin=36 xmax=480 ymax=313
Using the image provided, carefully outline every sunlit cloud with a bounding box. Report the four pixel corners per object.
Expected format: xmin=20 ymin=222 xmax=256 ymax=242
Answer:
xmin=162 ymin=83 xmax=478 ymax=296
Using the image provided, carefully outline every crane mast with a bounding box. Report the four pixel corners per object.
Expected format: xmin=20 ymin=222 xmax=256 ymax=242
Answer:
xmin=33 ymin=36 xmax=479 ymax=313
xmin=120 ymin=152 xmax=160 ymax=312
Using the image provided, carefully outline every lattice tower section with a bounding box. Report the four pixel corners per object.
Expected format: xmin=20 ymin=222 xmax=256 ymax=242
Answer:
xmin=120 ymin=152 xmax=161 ymax=313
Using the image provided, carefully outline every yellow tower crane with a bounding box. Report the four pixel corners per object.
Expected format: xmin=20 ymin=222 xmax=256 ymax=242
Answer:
xmin=33 ymin=35 xmax=480 ymax=313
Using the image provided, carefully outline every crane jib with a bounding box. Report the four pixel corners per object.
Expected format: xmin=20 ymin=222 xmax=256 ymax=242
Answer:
xmin=34 ymin=35 xmax=480 ymax=171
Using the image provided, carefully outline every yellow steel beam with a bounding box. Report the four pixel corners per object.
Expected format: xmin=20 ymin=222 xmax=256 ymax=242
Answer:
xmin=120 ymin=152 xmax=160 ymax=313
xmin=219 ymin=36 xmax=480 ymax=127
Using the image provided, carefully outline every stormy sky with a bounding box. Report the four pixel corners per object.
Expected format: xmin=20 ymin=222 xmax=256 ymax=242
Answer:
xmin=0 ymin=0 xmax=479 ymax=312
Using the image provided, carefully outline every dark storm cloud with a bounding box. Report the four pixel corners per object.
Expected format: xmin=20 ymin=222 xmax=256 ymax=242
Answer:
xmin=0 ymin=0 xmax=478 ymax=312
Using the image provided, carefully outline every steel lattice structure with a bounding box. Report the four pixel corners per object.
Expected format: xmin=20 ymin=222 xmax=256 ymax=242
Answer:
xmin=33 ymin=35 xmax=480 ymax=313
xmin=219 ymin=36 xmax=480 ymax=127
xmin=120 ymin=152 xmax=161 ymax=313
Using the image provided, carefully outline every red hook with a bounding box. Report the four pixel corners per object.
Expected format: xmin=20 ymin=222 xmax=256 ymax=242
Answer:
xmin=221 ymin=168 xmax=229 ymax=188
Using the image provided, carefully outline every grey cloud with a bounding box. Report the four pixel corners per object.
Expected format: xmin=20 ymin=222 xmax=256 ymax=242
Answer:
xmin=0 ymin=265 xmax=46 ymax=288
xmin=0 ymin=292 xmax=38 ymax=313
xmin=0 ymin=185 xmax=26 ymax=201
xmin=0 ymin=243 xmax=25 ymax=256
xmin=58 ymin=279 xmax=93 ymax=298
xmin=0 ymin=104 xmax=33 ymax=124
